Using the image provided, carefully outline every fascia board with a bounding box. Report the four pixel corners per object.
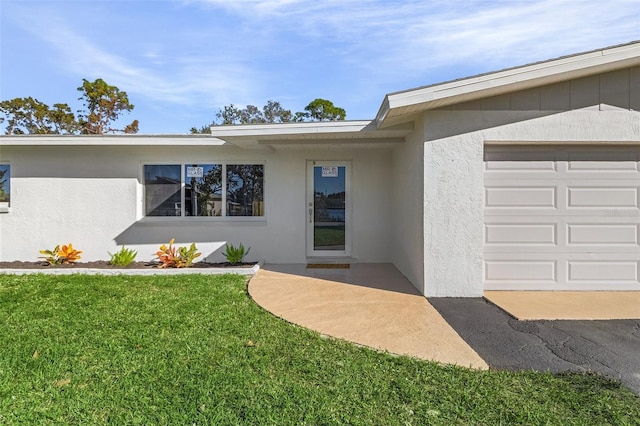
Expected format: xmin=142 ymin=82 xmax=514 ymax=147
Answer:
xmin=0 ymin=135 xmax=227 ymax=146
xmin=382 ymin=42 xmax=640 ymax=120
xmin=210 ymin=120 xmax=376 ymax=137
xmin=375 ymin=96 xmax=391 ymax=128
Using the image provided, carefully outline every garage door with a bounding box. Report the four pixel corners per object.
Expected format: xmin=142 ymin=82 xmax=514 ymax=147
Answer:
xmin=484 ymin=146 xmax=640 ymax=290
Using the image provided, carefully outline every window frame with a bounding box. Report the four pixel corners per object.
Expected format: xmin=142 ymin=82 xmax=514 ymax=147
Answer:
xmin=140 ymin=161 xmax=266 ymax=221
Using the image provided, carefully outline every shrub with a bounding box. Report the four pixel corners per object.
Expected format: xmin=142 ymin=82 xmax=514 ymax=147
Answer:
xmin=176 ymin=243 xmax=201 ymax=268
xmin=155 ymin=238 xmax=201 ymax=268
xmin=108 ymin=246 xmax=137 ymax=267
xmin=39 ymin=243 xmax=82 ymax=265
xmin=39 ymin=246 xmax=61 ymax=265
xmin=222 ymin=243 xmax=250 ymax=265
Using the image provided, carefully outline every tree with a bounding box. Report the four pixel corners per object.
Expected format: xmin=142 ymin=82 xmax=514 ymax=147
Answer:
xmin=262 ymin=100 xmax=293 ymax=124
xmin=190 ymin=98 xmax=345 ymax=132
xmin=0 ymin=78 xmax=138 ymax=135
xmin=217 ymin=104 xmax=263 ymax=125
xmin=77 ymin=78 xmax=138 ymax=134
xmin=301 ymin=98 xmax=346 ymax=122
xmin=216 ymin=101 xmax=293 ymax=125
xmin=189 ymin=124 xmax=213 ymax=134
xmin=0 ymin=97 xmax=78 ymax=134
xmin=49 ymin=103 xmax=80 ymax=134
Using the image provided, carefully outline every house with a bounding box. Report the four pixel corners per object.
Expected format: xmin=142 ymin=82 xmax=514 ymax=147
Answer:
xmin=1 ymin=42 xmax=639 ymax=297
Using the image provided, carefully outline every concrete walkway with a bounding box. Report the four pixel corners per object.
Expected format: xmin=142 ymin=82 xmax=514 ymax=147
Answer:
xmin=248 ymin=264 xmax=488 ymax=369
xmin=484 ymin=291 xmax=640 ymax=320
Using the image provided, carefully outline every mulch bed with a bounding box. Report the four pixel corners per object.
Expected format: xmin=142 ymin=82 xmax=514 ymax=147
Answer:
xmin=0 ymin=261 xmax=258 ymax=270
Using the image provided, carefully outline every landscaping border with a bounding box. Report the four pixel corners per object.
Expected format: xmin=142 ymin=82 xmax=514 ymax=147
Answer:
xmin=0 ymin=261 xmax=263 ymax=276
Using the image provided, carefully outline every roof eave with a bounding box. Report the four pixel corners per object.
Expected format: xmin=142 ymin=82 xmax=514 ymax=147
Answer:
xmin=0 ymin=134 xmax=228 ymax=146
xmin=209 ymin=120 xmax=413 ymax=148
xmin=377 ymin=41 xmax=640 ymax=128
xmin=210 ymin=120 xmax=377 ymax=137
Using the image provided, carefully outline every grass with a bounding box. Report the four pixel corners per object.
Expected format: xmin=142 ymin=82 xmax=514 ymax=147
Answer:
xmin=314 ymin=226 xmax=345 ymax=247
xmin=1 ymin=274 xmax=638 ymax=425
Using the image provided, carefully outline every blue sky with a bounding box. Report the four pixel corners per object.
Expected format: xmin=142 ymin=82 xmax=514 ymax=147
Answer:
xmin=1 ymin=0 xmax=639 ymax=134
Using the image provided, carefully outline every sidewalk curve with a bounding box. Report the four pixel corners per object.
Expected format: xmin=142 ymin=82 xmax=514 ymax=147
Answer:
xmin=248 ymin=264 xmax=487 ymax=370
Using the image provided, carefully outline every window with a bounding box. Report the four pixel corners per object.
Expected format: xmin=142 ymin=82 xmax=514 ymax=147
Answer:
xmin=143 ymin=163 xmax=264 ymax=218
xmin=227 ymin=165 xmax=264 ymax=216
xmin=144 ymin=165 xmax=181 ymax=216
xmin=0 ymin=164 xmax=10 ymax=211
xmin=186 ymin=164 xmax=222 ymax=217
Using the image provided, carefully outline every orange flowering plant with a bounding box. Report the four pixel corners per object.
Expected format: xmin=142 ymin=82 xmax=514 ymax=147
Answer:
xmin=155 ymin=238 xmax=201 ymax=268
xmin=39 ymin=243 xmax=82 ymax=265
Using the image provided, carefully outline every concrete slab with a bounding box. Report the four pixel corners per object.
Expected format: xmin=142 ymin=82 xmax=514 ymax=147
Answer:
xmin=484 ymin=291 xmax=640 ymax=320
xmin=249 ymin=264 xmax=488 ymax=369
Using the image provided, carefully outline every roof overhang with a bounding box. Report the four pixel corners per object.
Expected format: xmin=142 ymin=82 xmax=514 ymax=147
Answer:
xmin=0 ymin=134 xmax=227 ymax=146
xmin=0 ymin=123 xmax=414 ymax=150
xmin=210 ymin=120 xmax=413 ymax=149
xmin=376 ymin=41 xmax=640 ymax=128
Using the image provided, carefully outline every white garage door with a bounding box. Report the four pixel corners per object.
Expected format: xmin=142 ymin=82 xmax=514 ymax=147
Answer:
xmin=484 ymin=146 xmax=640 ymax=290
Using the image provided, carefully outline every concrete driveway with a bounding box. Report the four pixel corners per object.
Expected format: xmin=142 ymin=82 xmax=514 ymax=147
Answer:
xmin=429 ymin=297 xmax=640 ymax=395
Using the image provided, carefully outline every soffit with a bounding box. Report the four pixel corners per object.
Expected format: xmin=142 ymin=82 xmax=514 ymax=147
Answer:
xmin=210 ymin=121 xmax=413 ymax=150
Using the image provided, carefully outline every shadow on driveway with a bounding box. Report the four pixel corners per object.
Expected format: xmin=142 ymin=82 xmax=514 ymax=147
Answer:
xmin=429 ymin=297 xmax=640 ymax=395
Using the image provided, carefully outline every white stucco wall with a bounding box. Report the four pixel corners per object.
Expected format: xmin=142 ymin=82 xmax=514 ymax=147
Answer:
xmin=0 ymin=144 xmax=393 ymax=263
xmin=423 ymin=121 xmax=484 ymax=297
xmin=390 ymin=117 xmax=425 ymax=293
xmin=421 ymin=108 xmax=640 ymax=297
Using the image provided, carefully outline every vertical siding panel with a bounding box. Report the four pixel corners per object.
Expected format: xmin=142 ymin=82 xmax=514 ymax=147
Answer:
xmin=511 ymin=88 xmax=541 ymax=110
xmin=630 ymin=66 xmax=640 ymax=111
xmin=601 ymin=69 xmax=630 ymax=109
xmin=482 ymin=94 xmax=511 ymax=110
xmin=570 ymin=75 xmax=600 ymax=109
xmin=540 ymin=82 xmax=571 ymax=110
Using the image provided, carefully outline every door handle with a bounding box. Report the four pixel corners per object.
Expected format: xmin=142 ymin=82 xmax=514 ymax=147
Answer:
xmin=309 ymin=208 xmax=313 ymax=223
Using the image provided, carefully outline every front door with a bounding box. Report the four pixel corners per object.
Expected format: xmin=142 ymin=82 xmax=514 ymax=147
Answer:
xmin=306 ymin=161 xmax=351 ymax=257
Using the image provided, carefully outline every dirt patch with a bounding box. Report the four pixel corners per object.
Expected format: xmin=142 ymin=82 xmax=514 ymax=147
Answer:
xmin=0 ymin=260 xmax=258 ymax=270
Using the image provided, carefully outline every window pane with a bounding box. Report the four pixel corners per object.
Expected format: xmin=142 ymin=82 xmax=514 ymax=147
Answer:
xmin=226 ymin=165 xmax=264 ymax=216
xmin=185 ymin=164 xmax=222 ymax=216
xmin=313 ymin=166 xmax=346 ymax=251
xmin=144 ymin=165 xmax=181 ymax=216
xmin=0 ymin=164 xmax=9 ymax=207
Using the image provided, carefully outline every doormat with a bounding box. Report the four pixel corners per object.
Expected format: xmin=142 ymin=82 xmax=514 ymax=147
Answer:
xmin=306 ymin=263 xmax=350 ymax=269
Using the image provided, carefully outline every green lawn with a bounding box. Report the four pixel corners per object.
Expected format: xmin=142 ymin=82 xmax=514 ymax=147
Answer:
xmin=314 ymin=226 xmax=345 ymax=247
xmin=0 ymin=274 xmax=638 ymax=425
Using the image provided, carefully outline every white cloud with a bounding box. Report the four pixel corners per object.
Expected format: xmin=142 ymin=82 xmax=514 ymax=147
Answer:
xmin=176 ymin=0 xmax=640 ymax=120
xmin=7 ymin=3 xmax=261 ymax=108
xmin=193 ymin=0 xmax=640 ymax=76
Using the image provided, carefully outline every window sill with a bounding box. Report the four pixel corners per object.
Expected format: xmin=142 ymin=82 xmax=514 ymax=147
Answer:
xmin=0 ymin=206 xmax=9 ymax=214
xmin=136 ymin=216 xmax=267 ymax=226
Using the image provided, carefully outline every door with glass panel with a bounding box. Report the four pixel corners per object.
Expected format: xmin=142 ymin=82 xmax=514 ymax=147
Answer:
xmin=306 ymin=161 xmax=350 ymax=257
